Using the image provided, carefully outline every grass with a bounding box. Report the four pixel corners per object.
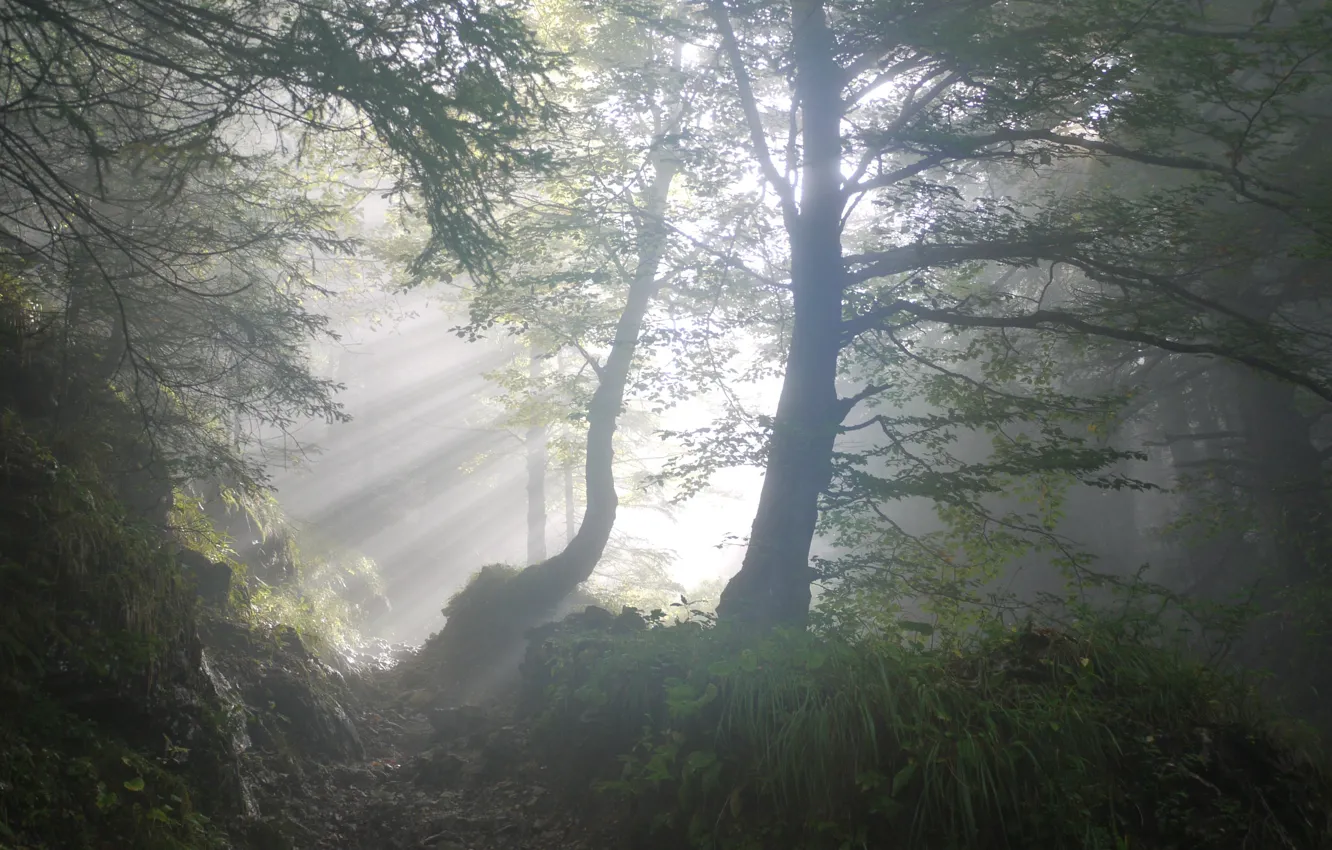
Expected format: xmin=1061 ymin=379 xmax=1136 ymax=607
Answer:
xmin=525 ymin=616 xmax=1332 ymax=850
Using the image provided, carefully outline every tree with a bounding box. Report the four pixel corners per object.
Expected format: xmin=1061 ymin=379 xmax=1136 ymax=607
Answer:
xmin=703 ymin=0 xmax=1332 ymax=627
xmin=0 ymin=0 xmax=552 ymax=491
xmin=418 ymin=0 xmax=705 ymax=699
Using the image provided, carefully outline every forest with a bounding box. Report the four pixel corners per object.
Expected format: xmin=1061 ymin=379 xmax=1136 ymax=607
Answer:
xmin=2 ymin=0 xmax=1332 ymax=847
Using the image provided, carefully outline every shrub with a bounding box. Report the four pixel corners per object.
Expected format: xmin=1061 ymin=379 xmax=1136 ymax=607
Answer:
xmin=0 ymin=413 xmax=233 ymax=848
xmin=0 ymin=703 xmax=226 ymax=850
xmin=524 ymin=616 xmax=1332 ymax=850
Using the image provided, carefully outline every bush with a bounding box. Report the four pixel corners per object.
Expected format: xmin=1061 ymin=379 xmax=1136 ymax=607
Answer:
xmin=524 ymin=615 xmax=1332 ymax=850
xmin=0 ymin=702 xmax=226 ymax=850
xmin=0 ymin=414 xmax=235 ymax=849
xmin=0 ymin=411 xmax=195 ymax=689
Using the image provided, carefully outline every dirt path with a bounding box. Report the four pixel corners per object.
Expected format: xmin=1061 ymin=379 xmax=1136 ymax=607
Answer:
xmin=252 ymin=663 xmax=612 ymax=850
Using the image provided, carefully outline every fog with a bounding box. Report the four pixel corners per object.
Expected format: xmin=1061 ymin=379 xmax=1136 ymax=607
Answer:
xmin=257 ymin=289 xmax=769 ymax=642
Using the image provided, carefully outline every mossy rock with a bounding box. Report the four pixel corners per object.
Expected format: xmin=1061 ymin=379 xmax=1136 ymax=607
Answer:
xmin=200 ymin=618 xmax=364 ymax=764
xmin=401 ymin=564 xmax=615 ymax=706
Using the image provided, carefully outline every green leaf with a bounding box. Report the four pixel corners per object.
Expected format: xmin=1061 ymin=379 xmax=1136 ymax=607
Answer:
xmin=684 ymin=749 xmax=718 ymax=775
xmin=891 ymin=761 xmax=917 ymax=797
xmin=124 ymin=776 xmax=145 ymax=792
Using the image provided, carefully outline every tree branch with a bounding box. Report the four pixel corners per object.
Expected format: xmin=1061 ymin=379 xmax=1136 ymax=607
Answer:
xmin=837 ymin=381 xmax=892 ymax=416
xmin=958 ymin=128 xmax=1299 ymax=201
xmin=842 ymin=238 xmax=1082 ymax=288
xmin=1143 ymin=430 xmax=1245 ymax=446
xmin=850 ymin=300 xmax=1332 ymax=403
xmin=707 ymin=0 xmax=797 ymax=219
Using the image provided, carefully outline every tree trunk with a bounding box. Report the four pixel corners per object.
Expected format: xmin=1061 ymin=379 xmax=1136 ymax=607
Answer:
xmin=1236 ymin=372 xmax=1328 ymax=585
xmin=427 ymin=149 xmax=681 ymax=703
xmin=526 ymin=350 xmax=548 ymax=564
xmin=716 ymin=0 xmax=848 ymax=629
xmin=514 ymin=149 xmax=678 ymax=592
xmin=1227 ymin=366 xmax=1332 ymax=730
xmin=564 ymin=458 xmax=576 ymax=546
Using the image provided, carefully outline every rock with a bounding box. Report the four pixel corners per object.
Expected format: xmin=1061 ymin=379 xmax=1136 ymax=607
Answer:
xmin=261 ymin=668 xmax=365 ymax=761
xmin=245 ymin=818 xmax=295 ymax=850
xmin=177 ymin=549 xmax=233 ymax=606
xmin=410 ymin=749 xmax=468 ymax=788
xmin=391 ymin=644 xmax=419 ymax=662
xmin=428 ymin=704 xmax=490 ymax=741
xmin=404 ymin=688 xmax=436 ymax=710
xmin=479 ymin=726 xmax=525 ymax=777
xmin=335 ymin=766 xmax=377 ymax=790
xmin=201 ymin=617 xmax=366 ymax=763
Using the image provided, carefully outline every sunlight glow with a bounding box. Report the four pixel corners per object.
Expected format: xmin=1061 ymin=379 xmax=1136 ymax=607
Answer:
xmin=266 ymin=290 xmax=773 ymax=641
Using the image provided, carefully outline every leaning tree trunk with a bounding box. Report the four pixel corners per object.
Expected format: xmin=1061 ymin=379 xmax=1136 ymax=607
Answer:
xmin=715 ymin=0 xmax=848 ymax=629
xmin=426 ymin=150 xmax=681 ymax=703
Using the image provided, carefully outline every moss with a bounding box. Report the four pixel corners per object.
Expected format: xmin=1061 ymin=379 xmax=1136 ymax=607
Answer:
xmin=402 ymin=565 xmax=525 ymax=692
xmin=402 ymin=564 xmax=612 ymax=703
xmin=524 ymin=618 xmax=1332 ymax=850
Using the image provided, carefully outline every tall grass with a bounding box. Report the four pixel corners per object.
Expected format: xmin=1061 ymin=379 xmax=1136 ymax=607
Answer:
xmin=527 ymin=618 xmax=1331 ymax=849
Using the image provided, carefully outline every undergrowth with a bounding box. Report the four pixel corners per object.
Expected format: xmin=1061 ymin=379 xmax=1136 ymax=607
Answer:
xmin=0 ymin=411 xmax=193 ymax=690
xmin=525 ymin=614 xmax=1332 ymax=850
xmin=0 ymin=700 xmax=225 ymax=850
xmin=170 ymin=484 xmax=387 ymax=658
xmin=0 ymin=413 xmax=232 ymax=848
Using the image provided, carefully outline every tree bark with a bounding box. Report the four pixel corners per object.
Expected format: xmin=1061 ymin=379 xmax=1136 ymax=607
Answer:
xmin=716 ymin=0 xmax=848 ymax=629
xmin=525 ymin=349 xmax=548 ymax=564
xmin=564 ymin=459 xmax=576 ymax=546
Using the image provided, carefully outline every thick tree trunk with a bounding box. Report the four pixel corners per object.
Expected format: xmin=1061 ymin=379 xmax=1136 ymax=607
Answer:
xmin=525 ymin=350 xmax=548 ymax=564
xmin=564 ymin=459 xmax=576 ymax=546
xmin=717 ymin=0 xmax=847 ymax=629
xmin=1225 ymin=367 xmax=1332 ymax=730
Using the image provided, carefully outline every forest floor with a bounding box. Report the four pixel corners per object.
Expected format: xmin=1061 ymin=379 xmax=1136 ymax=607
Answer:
xmin=252 ymin=654 xmax=617 ymax=850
